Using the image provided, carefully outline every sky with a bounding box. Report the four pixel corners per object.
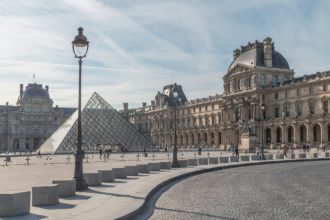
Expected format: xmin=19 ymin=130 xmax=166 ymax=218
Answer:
xmin=0 ymin=0 xmax=330 ymax=110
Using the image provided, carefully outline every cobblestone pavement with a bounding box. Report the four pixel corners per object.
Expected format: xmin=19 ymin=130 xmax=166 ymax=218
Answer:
xmin=150 ymin=161 xmax=330 ymax=220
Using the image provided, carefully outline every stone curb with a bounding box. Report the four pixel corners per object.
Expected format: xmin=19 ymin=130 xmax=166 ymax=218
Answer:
xmin=117 ymin=158 xmax=330 ymax=220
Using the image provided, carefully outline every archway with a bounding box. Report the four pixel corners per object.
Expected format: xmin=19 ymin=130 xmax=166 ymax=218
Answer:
xmin=211 ymin=132 xmax=215 ymax=145
xmin=197 ymin=133 xmax=201 ymax=145
xmin=33 ymin=137 xmax=40 ymax=150
xmin=184 ymin=133 xmax=188 ymax=146
xmin=191 ymin=133 xmax=195 ymax=146
xmin=203 ymin=132 xmax=208 ymax=144
xmin=287 ymin=126 xmax=294 ymax=143
xmin=218 ymin=131 xmax=222 ymax=145
xmin=300 ymin=125 xmax=307 ymax=143
xmin=276 ymin=127 xmax=282 ymax=143
xmin=233 ymin=129 xmax=239 ymax=146
xmin=265 ymin=127 xmax=271 ymax=144
xmin=313 ymin=124 xmax=321 ymax=143
xmin=328 ymin=125 xmax=330 ymax=143
xmin=13 ymin=138 xmax=19 ymax=151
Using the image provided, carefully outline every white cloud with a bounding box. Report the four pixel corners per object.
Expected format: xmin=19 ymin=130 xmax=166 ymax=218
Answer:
xmin=0 ymin=0 xmax=329 ymax=110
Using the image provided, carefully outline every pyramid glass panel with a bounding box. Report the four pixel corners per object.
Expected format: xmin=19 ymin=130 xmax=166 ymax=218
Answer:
xmin=39 ymin=92 xmax=153 ymax=154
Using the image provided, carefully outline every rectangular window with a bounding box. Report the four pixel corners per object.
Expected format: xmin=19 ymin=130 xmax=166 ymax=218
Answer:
xmin=309 ymin=103 xmax=315 ymax=115
xmin=285 ymin=106 xmax=290 ymax=117
xmin=297 ymin=104 xmax=302 ymax=116
xmin=274 ymin=107 xmax=280 ymax=118
xmin=275 ymin=93 xmax=278 ymax=100
xmin=323 ymin=100 xmax=328 ymax=113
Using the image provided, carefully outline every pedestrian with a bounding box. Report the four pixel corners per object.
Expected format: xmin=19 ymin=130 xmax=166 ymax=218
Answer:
xmin=283 ymin=145 xmax=287 ymax=158
xmin=37 ymin=150 xmax=41 ymax=158
xmin=99 ymin=149 xmax=103 ymax=159
xmin=235 ymin=146 xmax=239 ymax=157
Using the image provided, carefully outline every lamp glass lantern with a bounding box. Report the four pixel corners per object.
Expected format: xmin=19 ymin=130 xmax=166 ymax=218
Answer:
xmin=72 ymin=27 xmax=89 ymax=58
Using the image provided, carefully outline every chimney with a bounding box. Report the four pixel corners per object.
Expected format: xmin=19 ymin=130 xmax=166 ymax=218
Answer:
xmin=45 ymin=85 xmax=49 ymax=94
xmin=142 ymin=102 xmax=147 ymax=108
xmin=20 ymin=84 xmax=23 ymax=98
xmin=123 ymin=102 xmax=128 ymax=111
xmin=233 ymin=49 xmax=241 ymax=59
xmin=263 ymin=37 xmax=272 ymax=67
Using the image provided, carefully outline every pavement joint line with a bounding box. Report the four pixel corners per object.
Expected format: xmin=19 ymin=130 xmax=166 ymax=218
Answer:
xmin=117 ymin=158 xmax=330 ymax=220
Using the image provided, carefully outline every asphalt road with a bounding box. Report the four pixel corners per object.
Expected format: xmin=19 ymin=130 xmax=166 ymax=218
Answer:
xmin=150 ymin=161 xmax=330 ymax=220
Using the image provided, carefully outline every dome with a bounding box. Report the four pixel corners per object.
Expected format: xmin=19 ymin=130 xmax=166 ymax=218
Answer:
xmin=21 ymin=83 xmax=50 ymax=100
xmin=228 ymin=38 xmax=290 ymax=71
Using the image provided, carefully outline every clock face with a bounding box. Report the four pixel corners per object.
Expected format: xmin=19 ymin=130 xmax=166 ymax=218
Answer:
xmin=163 ymin=89 xmax=170 ymax=96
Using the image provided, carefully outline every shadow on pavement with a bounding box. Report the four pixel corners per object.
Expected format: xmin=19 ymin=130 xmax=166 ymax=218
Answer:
xmin=37 ymin=202 xmax=76 ymax=210
xmin=87 ymin=188 xmax=144 ymax=200
xmin=63 ymin=194 xmax=91 ymax=200
xmin=155 ymin=206 xmax=238 ymax=220
xmin=2 ymin=213 xmax=47 ymax=220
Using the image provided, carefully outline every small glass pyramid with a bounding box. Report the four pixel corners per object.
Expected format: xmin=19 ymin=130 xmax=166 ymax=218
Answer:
xmin=39 ymin=92 xmax=153 ymax=154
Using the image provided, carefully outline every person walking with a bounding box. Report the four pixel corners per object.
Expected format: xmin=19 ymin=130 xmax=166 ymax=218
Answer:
xmin=235 ymin=146 xmax=239 ymax=157
xmin=283 ymin=145 xmax=288 ymax=158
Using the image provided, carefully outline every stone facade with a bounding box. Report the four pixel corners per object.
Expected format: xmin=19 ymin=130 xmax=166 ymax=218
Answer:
xmin=120 ymin=37 xmax=330 ymax=151
xmin=0 ymin=83 xmax=75 ymax=152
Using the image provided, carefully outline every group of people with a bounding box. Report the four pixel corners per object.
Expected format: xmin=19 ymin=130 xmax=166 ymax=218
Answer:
xmin=99 ymin=149 xmax=112 ymax=159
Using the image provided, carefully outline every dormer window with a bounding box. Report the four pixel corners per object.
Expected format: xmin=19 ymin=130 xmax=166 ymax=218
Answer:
xmin=239 ymin=78 xmax=244 ymax=91
xmin=229 ymin=80 xmax=234 ymax=92
xmin=271 ymin=75 xmax=278 ymax=86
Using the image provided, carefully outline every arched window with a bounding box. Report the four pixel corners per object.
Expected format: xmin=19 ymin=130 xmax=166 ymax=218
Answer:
xmin=313 ymin=124 xmax=321 ymax=142
xmin=287 ymin=126 xmax=294 ymax=143
xmin=300 ymin=125 xmax=307 ymax=142
xmin=219 ymin=131 xmax=222 ymax=144
xmin=265 ymin=128 xmax=271 ymax=144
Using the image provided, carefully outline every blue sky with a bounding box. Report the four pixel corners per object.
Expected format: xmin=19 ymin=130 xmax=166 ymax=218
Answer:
xmin=0 ymin=0 xmax=330 ymax=109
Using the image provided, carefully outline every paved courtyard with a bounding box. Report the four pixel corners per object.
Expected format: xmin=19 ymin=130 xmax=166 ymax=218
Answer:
xmin=0 ymin=150 xmax=229 ymax=192
xmin=150 ymin=161 xmax=330 ymax=220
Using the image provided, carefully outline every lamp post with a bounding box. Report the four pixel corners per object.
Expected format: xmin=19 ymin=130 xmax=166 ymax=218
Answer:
xmin=172 ymin=84 xmax=180 ymax=168
xmin=72 ymin=27 xmax=89 ymax=191
xmin=260 ymin=102 xmax=265 ymax=160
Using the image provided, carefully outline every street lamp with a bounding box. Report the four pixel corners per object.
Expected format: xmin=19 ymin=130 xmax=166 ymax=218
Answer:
xmin=260 ymin=102 xmax=266 ymax=160
xmin=72 ymin=27 xmax=89 ymax=191
xmin=172 ymin=84 xmax=180 ymax=168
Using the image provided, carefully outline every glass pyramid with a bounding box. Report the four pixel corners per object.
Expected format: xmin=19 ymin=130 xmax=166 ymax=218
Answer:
xmin=38 ymin=92 xmax=153 ymax=154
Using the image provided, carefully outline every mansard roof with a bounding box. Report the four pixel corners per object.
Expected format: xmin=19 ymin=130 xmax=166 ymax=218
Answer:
xmin=21 ymin=83 xmax=50 ymax=100
xmin=228 ymin=39 xmax=289 ymax=72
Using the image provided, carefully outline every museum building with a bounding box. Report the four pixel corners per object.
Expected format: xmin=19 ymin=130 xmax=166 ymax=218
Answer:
xmin=121 ymin=37 xmax=330 ymax=151
xmin=0 ymin=83 xmax=75 ymax=152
